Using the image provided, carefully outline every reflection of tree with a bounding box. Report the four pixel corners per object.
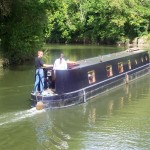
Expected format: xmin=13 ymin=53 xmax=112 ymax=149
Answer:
xmin=0 ymin=68 xmax=4 ymax=79
xmin=0 ymin=68 xmax=9 ymax=80
xmin=43 ymin=44 xmax=124 ymax=64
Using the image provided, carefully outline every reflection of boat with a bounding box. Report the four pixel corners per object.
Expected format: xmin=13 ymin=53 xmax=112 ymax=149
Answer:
xmin=31 ymin=48 xmax=150 ymax=108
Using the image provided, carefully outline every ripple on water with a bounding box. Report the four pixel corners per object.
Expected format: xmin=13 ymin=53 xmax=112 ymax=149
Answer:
xmin=0 ymin=107 xmax=45 ymax=127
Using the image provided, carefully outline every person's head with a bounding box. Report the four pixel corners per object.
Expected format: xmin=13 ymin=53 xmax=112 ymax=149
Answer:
xmin=37 ymin=51 xmax=43 ymax=58
xmin=60 ymin=53 xmax=64 ymax=59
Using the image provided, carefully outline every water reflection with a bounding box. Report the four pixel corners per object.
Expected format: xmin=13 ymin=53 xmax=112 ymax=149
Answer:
xmin=0 ymin=45 xmax=149 ymax=149
xmin=32 ymin=74 xmax=150 ymax=149
xmin=44 ymin=45 xmax=125 ymax=64
xmin=33 ymin=111 xmax=70 ymax=150
xmin=0 ymin=68 xmax=9 ymax=79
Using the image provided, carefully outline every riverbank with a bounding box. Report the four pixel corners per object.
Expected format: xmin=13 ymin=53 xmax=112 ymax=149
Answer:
xmin=0 ymin=58 xmax=9 ymax=68
xmin=117 ymin=36 xmax=150 ymax=47
xmin=0 ymin=59 xmax=3 ymax=67
xmin=0 ymin=41 xmax=150 ymax=68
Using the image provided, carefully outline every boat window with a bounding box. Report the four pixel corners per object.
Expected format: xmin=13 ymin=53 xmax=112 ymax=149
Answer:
xmin=128 ymin=60 xmax=131 ymax=70
xmin=118 ymin=62 xmax=124 ymax=73
xmin=106 ymin=65 xmax=113 ymax=77
xmin=141 ymin=57 xmax=144 ymax=63
xmin=135 ymin=59 xmax=138 ymax=65
xmin=88 ymin=70 xmax=96 ymax=84
xmin=145 ymin=56 xmax=148 ymax=61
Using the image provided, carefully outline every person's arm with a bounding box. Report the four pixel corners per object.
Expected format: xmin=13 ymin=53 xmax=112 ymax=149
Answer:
xmin=43 ymin=64 xmax=53 ymax=68
xmin=39 ymin=58 xmax=53 ymax=68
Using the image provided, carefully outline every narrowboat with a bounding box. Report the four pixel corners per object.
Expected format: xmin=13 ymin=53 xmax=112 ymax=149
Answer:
xmin=31 ymin=48 xmax=150 ymax=109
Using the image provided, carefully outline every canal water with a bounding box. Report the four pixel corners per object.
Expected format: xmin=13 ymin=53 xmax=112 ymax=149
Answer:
xmin=0 ymin=45 xmax=150 ymax=150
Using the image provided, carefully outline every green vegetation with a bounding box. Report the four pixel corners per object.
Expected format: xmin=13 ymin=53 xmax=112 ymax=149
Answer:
xmin=0 ymin=0 xmax=49 ymax=64
xmin=0 ymin=0 xmax=150 ymax=65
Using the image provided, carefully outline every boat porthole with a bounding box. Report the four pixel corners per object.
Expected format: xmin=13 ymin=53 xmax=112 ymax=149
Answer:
xmin=128 ymin=60 xmax=131 ymax=70
xmin=88 ymin=70 xmax=96 ymax=84
xmin=106 ymin=65 xmax=113 ymax=77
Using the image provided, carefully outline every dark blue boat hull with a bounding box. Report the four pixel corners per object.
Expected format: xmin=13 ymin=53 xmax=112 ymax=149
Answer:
xmin=31 ymin=63 xmax=150 ymax=109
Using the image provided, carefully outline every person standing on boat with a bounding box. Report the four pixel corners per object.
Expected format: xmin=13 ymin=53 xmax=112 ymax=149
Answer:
xmin=52 ymin=53 xmax=67 ymax=89
xmin=33 ymin=50 xmax=52 ymax=94
xmin=53 ymin=53 xmax=67 ymax=71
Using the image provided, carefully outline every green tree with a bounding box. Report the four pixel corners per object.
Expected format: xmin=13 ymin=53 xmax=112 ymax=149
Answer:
xmin=1 ymin=0 xmax=150 ymax=65
xmin=0 ymin=0 xmax=50 ymax=64
xmin=123 ymin=0 xmax=150 ymax=40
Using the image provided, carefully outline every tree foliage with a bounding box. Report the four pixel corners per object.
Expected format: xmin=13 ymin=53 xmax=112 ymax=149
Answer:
xmin=46 ymin=0 xmax=150 ymax=44
xmin=0 ymin=0 xmax=52 ymax=64
xmin=0 ymin=0 xmax=150 ymax=65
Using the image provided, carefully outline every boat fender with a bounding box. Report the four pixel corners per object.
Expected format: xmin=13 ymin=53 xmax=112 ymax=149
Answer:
xmin=125 ymin=73 xmax=129 ymax=84
xmin=36 ymin=101 xmax=44 ymax=110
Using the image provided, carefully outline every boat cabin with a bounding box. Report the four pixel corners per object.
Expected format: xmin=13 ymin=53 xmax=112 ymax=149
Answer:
xmin=45 ymin=49 xmax=149 ymax=94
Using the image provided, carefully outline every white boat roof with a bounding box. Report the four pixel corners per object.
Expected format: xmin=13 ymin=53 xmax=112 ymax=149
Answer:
xmin=74 ymin=48 xmax=146 ymax=68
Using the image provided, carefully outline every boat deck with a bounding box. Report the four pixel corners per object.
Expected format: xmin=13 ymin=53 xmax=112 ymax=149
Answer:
xmin=74 ymin=49 xmax=145 ymax=68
